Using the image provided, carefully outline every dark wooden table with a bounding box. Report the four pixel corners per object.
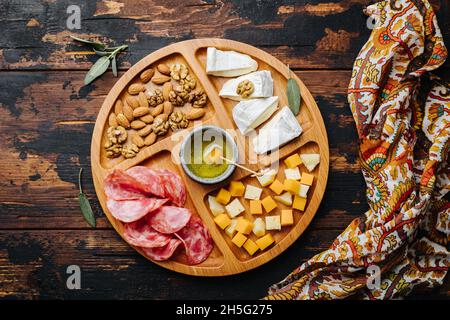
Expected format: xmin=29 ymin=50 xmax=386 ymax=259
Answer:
xmin=0 ymin=0 xmax=448 ymax=299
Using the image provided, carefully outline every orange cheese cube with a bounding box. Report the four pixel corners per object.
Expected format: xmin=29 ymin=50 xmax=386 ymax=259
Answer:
xmin=281 ymin=209 xmax=294 ymax=226
xmin=284 ymin=153 xmax=302 ymax=168
xmin=235 ymin=218 xmax=253 ymax=235
xmin=214 ymin=213 xmax=231 ymax=230
xmin=216 ymin=188 xmax=231 ymax=205
xmin=300 ymin=173 xmax=314 ymax=186
xmin=231 ymin=232 xmax=247 ymax=247
xmin=250 ymin=200 xmax=263 ymax=214
xmin=243 ymin=239 xmax=259 ymax=255
xmin=255 ymin=233 xmax=274 ymax=251
xmin=284 ymin=179 xmax=300 ymax=194
xmin=269 ymin=179 xmax=284 ymax=195
xmin=229 ymin=181 xmax=245 ymax=197
xmin=293 ymin=195 xmax=307 ymax=211
xmin=261 ymin=196 xmax=277 ymax=213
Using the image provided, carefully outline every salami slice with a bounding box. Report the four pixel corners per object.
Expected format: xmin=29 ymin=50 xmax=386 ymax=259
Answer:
xmin=126 ymin=166 xmax=166 ymax=198
xmin=156 ymin=169 xmax=187 ymax=207
xmin=107 ymin=198 xmax=168 ymax=223
xmin=148 ymin=206 xmax=192 ymax=234
xmin=142 ymin=238 xmax=182 ymax=261
xmin=176 ymin=216 xmax=213 ymax=265
xmin=123 ymin=219 xmax=171 ymax=248
xmin=104 ymin=169 xmax=148 ymax=200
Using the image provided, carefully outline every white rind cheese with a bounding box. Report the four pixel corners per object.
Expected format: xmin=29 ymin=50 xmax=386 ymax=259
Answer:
xmin=225 ymin=198 xmax=245 ymax=218
xmin=206 ymin=47 xmax=258 ymax=77
xmin=253 ymin=106 xmax=303 ymax=154
xmin=265 ymin=216 xmax=281 ymax=231
xmin=208 ymin=195 xmax=225 ymax=216
xmin=284 ymin=167 xmax=301 ymax=180
xmin=299 ymin=184 xmax=310 ymax=198
xmin=232 ymin=96 xmax=279 ymax=134
xmin=252 ymin=218 xmax=266 ymax=237
xmin=225 ymin=219 xmax=238 ymax=237
xmin=256 ymin=168 xmax=277 ymax=187
xmin=219 ymin=71 xmax=273 ymax=101
xmin=300 ymin=153 xmax=320 ymax=172
xmin=244 ymin=185 xmax=263 ymax=200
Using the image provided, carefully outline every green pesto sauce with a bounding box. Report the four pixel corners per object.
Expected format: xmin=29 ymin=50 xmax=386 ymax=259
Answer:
xmin=187 ymin=139 xmax=229 ymax=179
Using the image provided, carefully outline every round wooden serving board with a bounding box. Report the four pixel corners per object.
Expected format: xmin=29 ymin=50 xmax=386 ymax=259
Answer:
xmin=91 ymin=39 xmax=329 ymax=276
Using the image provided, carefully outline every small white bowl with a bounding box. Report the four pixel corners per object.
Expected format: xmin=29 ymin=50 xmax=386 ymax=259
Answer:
xmin=180 ymin=125 xmax=238 ymax=184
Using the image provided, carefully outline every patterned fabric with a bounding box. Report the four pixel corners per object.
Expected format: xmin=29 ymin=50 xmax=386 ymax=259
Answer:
xmin=265 ymin=0 xmax=449 ymax=300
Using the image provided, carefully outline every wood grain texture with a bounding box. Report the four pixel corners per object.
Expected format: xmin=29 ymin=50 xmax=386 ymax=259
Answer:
xmin=0 ymin=0 xmax=448 ymax=299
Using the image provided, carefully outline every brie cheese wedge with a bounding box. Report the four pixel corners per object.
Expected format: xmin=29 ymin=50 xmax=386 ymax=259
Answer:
xmin=232 ymin=96 xmax=279 ymax=134
xmin=253 ymin=106 xmax=302 ymax=154
xmin=206 ymin=47 xmax=258 ymax=77
xmin=219 ymin=71 xmax=273 ymax=101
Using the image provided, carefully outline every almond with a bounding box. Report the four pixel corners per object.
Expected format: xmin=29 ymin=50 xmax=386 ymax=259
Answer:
xmin=131 ymin=120 xmax=146 ymax=130
xmin=162 ymin=82 xmax=172 ymax=101
xmin=138 ymin=92 xmax=149 ymax=108
xmin=128 ymin=83 xmax=145 ymax=95
xmin=140 ymin=114 xmax=154 ymax=124
xmin=150 ymin=103 xmax=164 ymax=117
xmin=138 ymin=125 xmax=152 ymax=137
xmin=132 ymin=134 xmax=145 ymax=148
xmin=155 ymin=113 xmax=168 ymax=122
xmin=144 ymin=132 xmax=157 ymax=146
xmin=126 ymin=96 xmax=139 ymax=109
xmin=186 ymin=108 xmax=205 ymax=120
xmin=151 ymin=75 xmax=171 ymax=85
xmin=140 ymin=68 xmax=154 ymax=83
xmin=109 ymin=113 xmax=118 ymax=127
xmin=123 ymin=104 xmax=134 ymax=121
xmin=163 ymin=101 xmax=173 ymax=115
xmin=114 ymin=100 xmax=123 ymax=114
xmin=157 ymin=64 xmax=170 ymax=75
xmin=116 ymin=113 xmax=130 ymax=128
xmin=133 ymin=107 xmax=150 ymax=118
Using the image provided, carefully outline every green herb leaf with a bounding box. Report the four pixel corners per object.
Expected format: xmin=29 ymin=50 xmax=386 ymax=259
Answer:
xmin=112 ymin=55 xmax=118 ymax=77
xmin=93 ymin=49 xmax=110 ymax=57
xmin=78 ymin=168 xmax=96 ymax=228
xmin=84 ymin=55 xmax=111 ymax=85
xmin=286 ymin=66 xmax=301 ymax=116
xmin=70 ymin=35 xmax=106 ymax=51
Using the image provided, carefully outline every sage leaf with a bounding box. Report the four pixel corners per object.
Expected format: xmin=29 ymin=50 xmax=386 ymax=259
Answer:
xmin=78 ymin=168 xmax=96 ymax=228
xmin=93 ymin=49 xmax=110 ymax=56
xmin=84 ymin=55 xmax=111 ymax=85
xmin=70 ymin=35 xmax=106 ymax=51
xmin=112 ymin=55 xmax=118 ymax=77
xmin=286 ymin=67 xmax=301 ymax=116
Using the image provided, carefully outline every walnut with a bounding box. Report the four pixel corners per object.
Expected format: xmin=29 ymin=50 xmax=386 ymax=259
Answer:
xmin=236 ymin=80 xmax=254 ymax=98
xmin=170 ymin=63 xmax=189 ymax=81
xmin=148 ymin=89 xmax=164 ymax=107
xmin=107 ymin=125 xmax=127 ymax=144
xmin=152 ymin=116 xmax=170 ymax=136
xmin=168 ymin=111 xmax=189 ymax=131
xmin=168 ymin=87 xmax=190 ymax=106
xmin=179 ymin=74 xmax=196 ymax=92
xmin=104 ymin=140 xmax=122 ymax=158
xmin=121 ymin=144 xmax=139 ymax=159
xmin=190 ymin=89 xmax=207 ymax=108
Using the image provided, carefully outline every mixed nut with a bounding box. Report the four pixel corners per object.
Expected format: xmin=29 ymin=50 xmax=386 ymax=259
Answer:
xmin=104 ymin=62 xmax=207 ymax=159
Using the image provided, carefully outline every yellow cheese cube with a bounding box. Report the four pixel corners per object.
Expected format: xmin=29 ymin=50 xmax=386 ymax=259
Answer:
xmin=229 ymin=181 xmax=245 ymax=197
xmin=261 ymin=196 xmax=277 ymax=213
xmin=284 ymin=179 xmax=300 ymax=194
xmin=216 ymin=188 xmax=231 ymax=205
xmin=243 ymin=239 xmax=259 ymax=255
xmin=269 ymin=179 xmax=284 ymax=195
xmin=281 ymin=209 xmax=294 ymax=226
xmin=231 ymin=232 xmax=247 ymax=247
xmin=300 ymin=173 xmax=314 ymax=186
xmin=256 ymin=233 xmax=274 ymax=251
xmin=250 ymin=200 xmax=262 ymax=214
xmin=284 ymin=153 xmax=302 ymax=168
xmin=214 ymin=213 xmax=231 ymax=230
xmin=293 ymin=195 xmax=307 ymax=211
xmin=252 ymin=218 xmax=266 ymax=237
xmin=235 ymin=218 xmax=253 ymax=235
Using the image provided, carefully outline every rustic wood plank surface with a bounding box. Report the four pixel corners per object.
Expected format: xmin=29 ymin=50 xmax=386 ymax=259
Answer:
xmin=0 ymin=0 xmax=448 ymax=299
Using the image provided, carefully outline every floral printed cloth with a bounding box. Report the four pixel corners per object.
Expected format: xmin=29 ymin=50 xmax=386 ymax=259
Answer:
xmin=265 ymin=0 xmax=449 ymax=300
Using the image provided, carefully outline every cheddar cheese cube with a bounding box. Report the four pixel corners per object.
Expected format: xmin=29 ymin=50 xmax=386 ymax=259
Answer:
xmin=269 ymin=179 xmax=284 ymax=195
xmin=216 ymin=188 xmax=231 ymax=205
xmin=300 ymin=173 xmax=314 ymax=186
xmin=281 ymin=209 xmax=294 ymax=226
xmin=284 ymin=179 xmax=300 ymax=194
xmin=225 ymin=198 xmax=245 ymax=218
xmin=225 ymin=219 xmax=238 ymax=238
xmin=293 ymin=195 xmax=307 ymax=211
xmin=252 ymin=218 xmax=266 ymax=237
xmin=265 ymin=215 xmax=281 ymax=230
xmin=261 ymin=196 xmax=277 ymax=213
xmin=250 ymin=200 xmax=263 ymax=214
xmin=284 ymin=153 xmax=302 ymax=168
xmin=235 ymin=218 xmax=253 ymax=235
xmin=229 ymin=181 xmax=245 ymax=197
xmin=231 ymin=232 xmax=247 ymax=247
xmin=214 ymin=213 xmax=231 ymax=230
xmin=256 ymin=234 xmax=274 ymax=251
xmin=243 ymin=239 xmax=259 ymax=256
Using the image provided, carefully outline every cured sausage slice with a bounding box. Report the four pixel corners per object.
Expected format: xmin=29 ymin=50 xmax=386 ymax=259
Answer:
xmin=104 ymin=169 xmax=148 ymax=200
xmin=142 ymin=238 xmax=182 ymax=261
xmin=156 ymin=169 xmax=187 ymax=207
xmin=126 ymin=166 xmax=166 ymax=198
xmin=107 ymin=198 xmax=168 ymax=223
xmin=148 ymin=206 xmax=192 ymax=234
xmin=123 ymin=219 xmax=171 ymax=248
xmin=176 ymin=216 xmax=213 ymax=265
